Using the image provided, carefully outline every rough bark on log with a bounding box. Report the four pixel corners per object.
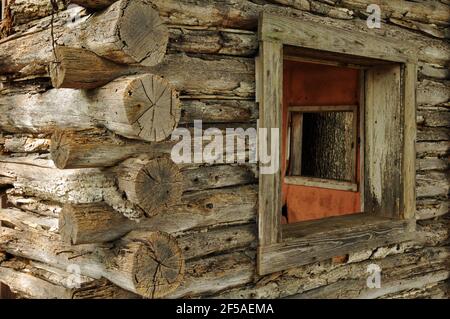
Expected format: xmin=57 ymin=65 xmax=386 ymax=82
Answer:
xmin=115 ymin=156 xmax=183 ymax=217
xmin=59 ymin=184 xmax=257 ymax=243
xmin=0 ymin=0 xmax=168 ymax=76
xmin=416 ymin=199 xmax=448 ymax=220
xmin=1 ymin=74 xmax=181 ymax=142
xmin=0 ymin=209 xmax=185 ymax=298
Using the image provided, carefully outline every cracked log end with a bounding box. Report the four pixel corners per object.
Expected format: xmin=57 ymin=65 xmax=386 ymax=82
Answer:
xmin=116 ymin=157 xmax=183 ymax=217
xmin=120 ymin=231 xmax=185 ymax=298
xmin=117 ymin=0 xmax=169 ymax=67
xmin=123 ymin=74 xmax=181 ymax=142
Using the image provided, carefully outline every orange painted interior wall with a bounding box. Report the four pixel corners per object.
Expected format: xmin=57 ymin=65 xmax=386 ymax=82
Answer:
xmin=282 ymin=60 xmax=362 ymax=223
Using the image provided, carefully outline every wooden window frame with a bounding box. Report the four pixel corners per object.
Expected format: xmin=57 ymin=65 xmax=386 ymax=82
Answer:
xmin=285 ymin=104 xmax=359 ymax=191
xmin=256 ymin=13 xmax=417 ymax=275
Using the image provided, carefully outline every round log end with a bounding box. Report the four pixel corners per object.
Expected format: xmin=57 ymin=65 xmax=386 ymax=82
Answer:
xmin=118 ymin=0 xmax=169 ymax=67
xmin=124 ymin=74 xmax=181 ymax=142
xmin=51 ymin=130 xmax=71 ymax=169
xmin=123 ymin=231 xmax=185 ymax=298
xmin=117 ymin=157 xmax=183 ymax=217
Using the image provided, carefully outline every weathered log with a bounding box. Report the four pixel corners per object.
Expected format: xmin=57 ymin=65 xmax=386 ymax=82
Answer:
xmin=59 ymin=203 xmax=132 ymax=244
xmin=417 ymin=127 xmax=450 ymax=142
xmin=0 ymin=0 xmax=168 ymax=76
xmin=148 ymin=53 xmax=255 ymax=98
xmin=0 ymin=209 xmax=185 ymax=298
xmin=5 ymin=0 xmax=66 ymax=26
xmin=6 ymin=189 xmax=61 ymax=217
xmin=49 ymin=46 xmax=134 ymax=89
xmin=416 ymin=141 xmax=450 ymax=157
xmin=50 ymin=129 xmax=171 ymax=169
xmin=416 ymin=199 xmax=448 ymax=220
xmin=3 ymin=135 xmax=50 ymax=153
xmin=59 ymin=184 xmax=257 ymax=244
xmin=170 ymin=250 xmax=255 ymax=298
xmin=340 ymin=0 xmax=450 ymax=26
xmin=417 ymin=109 xmax=450 ymax=127
xmin=416 ymin=157 xmax=448 ymax=172
xmin=151 ymin=0 xmax=450 ymax=67
xmin=168 ymin=28 xmax=257 ymax=57
xmin=417 ymin=80 xmax=450 ymax=106
xmin=215 ymin=246 xmax=449 ymax=299
xmin=1 ymin=73 xmax=181 ymax=142
xmin=0 ymin=258 xmax=139 ymax=299
xmin=0 ymin=157 xmax=257 ymax=207
xmin=115 ymin=157 xmax=183 ymax=217
xmin=416 ymin=171 xmax=449 ymax=198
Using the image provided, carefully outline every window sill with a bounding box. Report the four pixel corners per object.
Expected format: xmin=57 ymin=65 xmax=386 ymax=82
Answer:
xmin=257 ymin=214 xmax=415 ymax=275
xmin=284 ymin=176 xmax=358 ymax=192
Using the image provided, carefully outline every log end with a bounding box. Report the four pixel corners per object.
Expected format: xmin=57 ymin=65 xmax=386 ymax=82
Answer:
xmin=121 ymin=231 xmax=185 ymax=298
xmin=124 ymin=74 xmax=181 ymax=142
xmin=117 ymin=157 xmax=183 ymax=217
xmin=118 ymin=0 xmax=169 ymax=67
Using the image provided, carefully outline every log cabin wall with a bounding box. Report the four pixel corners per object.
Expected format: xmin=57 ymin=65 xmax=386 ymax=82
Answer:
xmin=0 ymin=0 xmax=448 ymax=299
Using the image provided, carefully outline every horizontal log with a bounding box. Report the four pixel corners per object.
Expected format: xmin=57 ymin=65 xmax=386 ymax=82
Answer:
xmin=417 ymin=110 xmax=450 ymax=127
xmin=3 ymin=135 xmax=50 ymax=153
xmin=417 ymin=127 xmax=450 ymax=142
xmin=340 ymin=0 xmax=450 ymax=26
xmin=1 ymin=73 xmax=181 ymax=142
xmin=417 ymin=80 xmax=450 ymax=106
xmin=5 ymin=0 xmax=66 ymax=26
xmin=416 ymin=141 xmax=450 ymax=157
xmin=177 ymin=224 xmax=256 ymax=260
xmin=49 ymin=46 xmax=135 ymax=89
xmin=215 ymin=246 xmax=450 ymax=298
xmin=0 ymin=0 xmax=168 ymax=76
xmin=60 ymin=185 xmax=257 ymax=244
xmin=6 ymin=189 xmax=61 ymax=217
xmin=150 ymin=0 xmax=450 ymax=67
xmin=170 ymin=250 xmax=255 ymax=298
xmin=0 ymin=209 xmax=185 ymax=298
xmin=416 ymin=157 xmax=448 ymax=171
xmin=416 ymin=199 xmax=448 ymax=220
xmin=416 ymin=171 xmax=449 ymax=198
xmin=0 ymin=258 xmax=138 ymax=299
xmin=148 ymin=53 xmax=255 ymax=97
xmin=168 ymin=28 xmax=257 ymax=57
xmin=0 ymin=158 xmax=257 ymax=221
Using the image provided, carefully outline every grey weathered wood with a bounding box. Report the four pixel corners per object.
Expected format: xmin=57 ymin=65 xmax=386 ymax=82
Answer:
xmin=0 ymin=258 xmax=138 ymax=299
xmin=402 ymin=63 xmax=417 ymax=220
xmin=365 ymin=65 xmax=402 ymax=218
xmin=1 ymin=74 xmax=181 ymax=142
xmin=284 ymin=176 xmax=358 ymax=192
xmin=260 ymin=216 xmax=414 ymax=275
xmin=59 ymin=184 xmax=257 ymax=244
xmin=49 ymin=46 xmax=134 ymax=89
xmin=115 ymin=157 xmax=183 ymax=217
xmin=257 ymin=40 xmax=282 ymax=252
xmin=0 ymin=0 xmax=168 ymax=76
xmin=0 ymin=209 xmax=184 ymax=298
xmin=259 ymin=13 xmax=417 ymax=63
